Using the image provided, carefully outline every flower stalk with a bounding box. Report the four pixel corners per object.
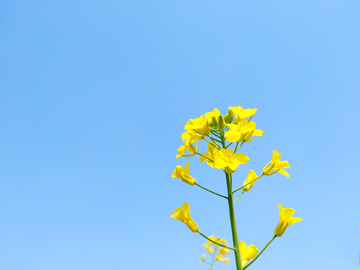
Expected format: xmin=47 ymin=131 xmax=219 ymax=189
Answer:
xmin=198 ymin=231 xmax=235 ymax=250
xmin=225 ymin=172 xmax=243 ymax=270
xmin=195 ymin=183 xmax=228 ymax=199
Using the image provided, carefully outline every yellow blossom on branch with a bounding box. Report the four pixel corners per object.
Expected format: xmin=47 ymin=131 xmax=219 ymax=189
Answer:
xmin=262 ymin=150 xmax=290 ymax=177
xmin=172 ymin=162 xmax=196 ymax=186
xmin=218 ymin=247 xmax=230 ymax=255
xmin=242 ymin=170 xmax=260 ymax=192
xmin=239 ymin=241 xmax=258 ymax=267
xmin=213 ymin=148 xmax=249 ymax=173
xmin=202 ymin=236 xmax=230 ymax=265
xmin=274 ymin=205 xmax=302 ymax=237
xmin=184 ymin=115 xmax=210 ymax=137
xmin=199 ymin=142 xmax=219 ymax=168
xmin=216 ymin=254 xmax=230 ymax=263
xmin=170 ymin=203 xmax=198 ymax=232
xmin=228 ymin=106 xmax=257 ymax=123
xmin=176 ymin=131 xmax=202 ymax=158
xmin=225 ymin=119 xmax=263 ymax=143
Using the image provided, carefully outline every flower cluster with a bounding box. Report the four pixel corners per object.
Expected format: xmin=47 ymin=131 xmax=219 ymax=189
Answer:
xmin=201 ymin=236 xmax=230 ymax=267
xmin=170 ymin=106 xmax=301 ymax=270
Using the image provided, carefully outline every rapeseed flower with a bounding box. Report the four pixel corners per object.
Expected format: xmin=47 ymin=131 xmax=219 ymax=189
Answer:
xmin=170 ymin=203 xmax=198 ymax=232
xmin=225 ymin=119 xmax=263 ymax=143
xmin=184 ymin=115 xmax=210 ymax=137
xmin=172 ymin=162 xmax=196 ymax=186
xmin=199 ymin=142 xmax=219 ymax=168
xmin=216 ymin=254 xmax=230 ymax=263
xmin=176 ymin=131 xmax=202 ymax=158
xmin=228 ymin=106 xmax=257 ymax=123
xmin=262 ymin=150 xmax=290 ymax=177
xmin=239 ymin=241 xmax=258 ymax=267
xmin=213 ymin=148 xmax=249 ymax=173
xmin=274 ymin=205 xmax=302 ymax=237
xmin=202 ymin=236 xmax=230 ymax=264
xmin=242 ymin=170 xmax=260 ymax=192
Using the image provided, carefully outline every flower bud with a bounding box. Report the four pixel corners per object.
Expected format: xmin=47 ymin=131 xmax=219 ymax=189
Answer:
xmin=218 ymin=115 xmax=226 ymax=129
xmin=211 ymin=116 xmax=218 ymax=128
xmin=225 ymin=110 xmax=234 ymax=123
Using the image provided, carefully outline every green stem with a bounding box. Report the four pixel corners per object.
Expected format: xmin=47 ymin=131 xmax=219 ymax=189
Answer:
xmin=204 ymin=137 xmax=220 ymax=149
xmin=219 ymin=130 xmax=243 ymax=270
xmin=210 ymin=131 xmax=222 ymax=138
xmin=209 ymin=136 xmax=222 ymax=143
xmin=225 ymin=142 xmax=233 ymax=148
xmin=232 ymin=174 xmax=264 ymax=194
xmin=225 ymin=173 xmax=243 ymax=270
xmin=197 ymin=231 xmax=235 ymax=250
xmin=195 ymin=183 xmax=227 ymax=199
xmin=195 ymin=152 xmax=213 ymax=162
xmin=234 ymin=141 xmax=245 ymax=153
xmin=243 ymin=235 xmax=277 ymax=269
xmin=233 ymin=191 xmax=245 ymax=204
xmin=210 ymin=246 xmax=218 ymax=270
xmin=234 ymin=141 xmax=239 ymax=151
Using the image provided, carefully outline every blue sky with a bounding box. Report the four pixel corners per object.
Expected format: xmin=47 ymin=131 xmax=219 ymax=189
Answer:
xmin=0 ymin=1 xmax=359 ymax=270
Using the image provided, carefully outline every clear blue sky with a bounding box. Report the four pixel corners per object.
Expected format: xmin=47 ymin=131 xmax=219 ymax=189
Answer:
xmin=1 ymin=1 xmax=359 ymax=270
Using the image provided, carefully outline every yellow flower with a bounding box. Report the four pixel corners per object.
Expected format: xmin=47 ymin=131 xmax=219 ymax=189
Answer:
xmin=199 ymin=142 xmax=219 ymax=168
xmin=228 ymin=106 xmax=257 ymax=123
xmin=203 ymin=236 xmax=229 ymax=264
xmin=213 ymin=148 xmax=249 ymax=173
xmin=184 ymin=115 xmax=210 ymax=137
xmin=201 ymin=254 xmax=206 ymax=262
xmin=242 ymin=170 xmax=259 ymax=192
xmin=170 ymin=203 xmax=198 ymax=232
xmin=205 ymin=108 xmax=226 ymax=129
xmin=215 ymin=253 xmax=229 ymax=263
xmin=172 ymin=162 xmax=196 ymax=186
xmin=274 ymin=205 xmax=302 ymax=237
xmin=218 ymin=247 xmax=230 ymax=255
xmin=204 ymin=242 xmax=211 ymax=250
xmin=239 ymin=241 xmax=258 ymax=267
xmin=262 ymin=150 xmax=290 ymax=177
xmin=225 ymin=119 xmax=263 ymax=143
xmin=176 ymin=131 xmax=202 ymax=158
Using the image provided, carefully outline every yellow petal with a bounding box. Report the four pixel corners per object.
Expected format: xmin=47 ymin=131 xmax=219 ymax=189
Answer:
xmin=252 ymin=129 xmax=263 ymax=136
xmin=244 ymin=245 xmax=258 ymax=260
xmin=272 ymin=150 xmax=281 ymax=163
xmin=176 ymin=145 xmax=186 ymax=158
xmin=278 ymin=169 xmax=290 ymax=177
xmin=185 ymin=161 xmax=190 ymax=173
xmin=239 ymin=241 xmax=246 ymax=259
xmin=225 ymin=130 xmax=241 ymax=142
xmin=288 ymin=217 xmax=302 ymax=225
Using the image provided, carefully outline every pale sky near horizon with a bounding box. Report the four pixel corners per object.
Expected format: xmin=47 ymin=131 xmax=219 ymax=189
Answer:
xmin=1 ymin=1 xmax=359 ymax=270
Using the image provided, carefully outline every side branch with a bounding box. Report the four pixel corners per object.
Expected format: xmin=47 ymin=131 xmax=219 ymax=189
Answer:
xmin=204 ymin=137 xmax=220 ymax=149
xmin=195 ymin=183 xmax=227 ymax=199
xmin=197 ymin=231 xmax=235 ymax=251
xmin=195 ymin=152 xmax=214 ymax=162
xmin=233 ymin=191 xmax=245 ymax=204
xmin=232 ymin=174 xmax=264 ymax=194
xmin=243 ymin=235 xmax=277 ymax=269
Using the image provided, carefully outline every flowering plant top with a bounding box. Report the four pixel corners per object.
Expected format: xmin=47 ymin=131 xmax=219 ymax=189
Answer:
xmin=170 ymin=106 xmax=301 ymax=270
